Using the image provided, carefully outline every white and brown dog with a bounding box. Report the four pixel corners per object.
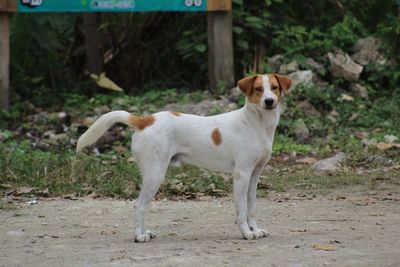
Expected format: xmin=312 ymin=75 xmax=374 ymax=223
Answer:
xmin=77 ymin=74 xmax=292 ymax=242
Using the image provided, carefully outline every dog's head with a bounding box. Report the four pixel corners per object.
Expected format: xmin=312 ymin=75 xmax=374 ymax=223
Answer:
xmin=237 ymin=74 xmax=292 ymax=110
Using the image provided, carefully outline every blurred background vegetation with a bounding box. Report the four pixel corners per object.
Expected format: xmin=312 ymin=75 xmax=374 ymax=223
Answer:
xmin=8 ymin=0 xmax=399 ymax=102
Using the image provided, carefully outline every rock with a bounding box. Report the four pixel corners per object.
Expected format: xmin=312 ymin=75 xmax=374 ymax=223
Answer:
xmin=288 ymin=70 xmax=313 ymax=89
xmin=228 ymin=87 xmax=242 ymax=102
xmin=296 ymin=157 xmax=318 ymax=164
xmin=43 ymin=130 xmax=56 ymax=139
xmin=296 ymin=100 xmax=321 ymax=117
xmin=384 ymin=135 xmax=399 ymax=144
xmin=49 ymin=133 xmax=69 ymax=144
xmin=305 ymin=58 xmax=326 ymax=75
xmin=351 ymin=37 xmax=385 ymax=66
xmin=94 ymin=105 xmax=111 ymax=115
xmin=349 ymin=83 xmax=368 ymax=99
xmin=294 ymin=120 xmax=310 ymax=143
xmin=328 ymin=51 xmax=363 ymax=81
xmin=365 ymin=155 xmax=393 ymax=166
xmin=81 ymin=116 xmax=98 ymax=126
xmin=311 ymin=152 xmax=346 ymax=172
xmin=340 ymin=93 xmax=354 ymax=102
xmin=268 ymin=54 xmax=284 ymax=72
xmin=279 ymin=61 xmax=299 ymax=74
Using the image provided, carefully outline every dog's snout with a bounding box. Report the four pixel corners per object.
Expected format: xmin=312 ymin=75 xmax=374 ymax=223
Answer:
xmin=264 ymin=98 xmax=275 ymax=107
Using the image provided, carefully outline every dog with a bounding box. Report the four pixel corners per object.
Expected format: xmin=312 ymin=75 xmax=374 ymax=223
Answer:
xmin=76 ymin=73 xmax=292 ymax=242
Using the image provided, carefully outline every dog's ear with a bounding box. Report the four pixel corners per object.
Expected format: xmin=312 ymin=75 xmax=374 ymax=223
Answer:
xmin=273 ymin=74 xmax=292 ymax=96
xmin=237 ymin=75 xmax=258 ymax=94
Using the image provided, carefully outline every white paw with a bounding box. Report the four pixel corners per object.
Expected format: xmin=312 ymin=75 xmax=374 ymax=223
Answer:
xmin=252 ymin=228 xmax=269 ymax=238
xmin=134 ymin=230 xmax=156 ymax=243
xmin=242 ymin=231 xmax=257 ymax=240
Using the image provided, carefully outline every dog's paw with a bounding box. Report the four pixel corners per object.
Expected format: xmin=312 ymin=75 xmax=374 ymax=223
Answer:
xmin=145 ymin=230 xmax=156 ymax=239
xmin=134 ymin=230 xmax=156 ymax=243
xmin=252 ymin=228 xmax=269 ymax=238
xmin=242 ymin=231 xmax=257 ymax=240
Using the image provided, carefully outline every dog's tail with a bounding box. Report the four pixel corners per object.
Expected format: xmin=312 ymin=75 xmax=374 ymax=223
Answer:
xmin=76 ymin=110 xmax=144 ymax=153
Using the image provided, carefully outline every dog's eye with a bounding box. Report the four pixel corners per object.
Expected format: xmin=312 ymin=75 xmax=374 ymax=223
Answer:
xmin=272 ymin=86 xmax=279 ymax=91
xmin=255 ymin=87 xmax=263 ymax=92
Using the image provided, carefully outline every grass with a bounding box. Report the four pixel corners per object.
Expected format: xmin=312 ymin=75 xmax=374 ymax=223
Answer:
xmin=1 ymin=140 xmax=399 ymax=201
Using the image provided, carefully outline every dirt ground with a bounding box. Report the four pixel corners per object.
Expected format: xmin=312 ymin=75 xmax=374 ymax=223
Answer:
xmin=1 ymin=187 xmax=400 ymax=267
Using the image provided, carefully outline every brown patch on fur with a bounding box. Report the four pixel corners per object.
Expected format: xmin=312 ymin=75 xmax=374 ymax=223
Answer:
xmin=211 ymin=128 xmax=222 ymax=146
xmin=247 ymin=75 xmax=264 ymax=104
xmin=237 ymin=75 xmax=257 ymax=94
xmin=272 ymin=73 xmax=292 ymax=96
xmin=129 ymin=114 xmax=155 ymax=130
xmin=267 ymin=74 xmax=283 ymax=102
xmin=238 ymin=75 xmax=264 ymax=104
xmin=170 ymin=111 xmax=181 ymax=117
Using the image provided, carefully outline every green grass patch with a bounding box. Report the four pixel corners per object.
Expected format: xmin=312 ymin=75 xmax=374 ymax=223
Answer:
xmin=1 ymin=139 xmax=399 ymax=200
xmin=273 ymin=135 xmax=313 ymax=154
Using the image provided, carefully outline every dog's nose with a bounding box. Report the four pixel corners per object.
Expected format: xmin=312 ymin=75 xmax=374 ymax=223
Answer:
xmin=264 ymin=98 xmax=275 ymax=107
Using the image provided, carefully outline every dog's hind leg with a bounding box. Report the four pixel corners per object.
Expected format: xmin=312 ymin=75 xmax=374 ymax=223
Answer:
xmin=133 ymin=154 xmax=169 ymax=243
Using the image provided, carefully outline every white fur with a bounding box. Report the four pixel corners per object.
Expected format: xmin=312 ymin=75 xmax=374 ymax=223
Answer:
xmin=77 ymin=74 xmax=283 ymax=242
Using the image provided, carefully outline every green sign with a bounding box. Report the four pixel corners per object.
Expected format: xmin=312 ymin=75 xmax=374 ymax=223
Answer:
xmin=18 ymin=0 xmax=207 ymax=12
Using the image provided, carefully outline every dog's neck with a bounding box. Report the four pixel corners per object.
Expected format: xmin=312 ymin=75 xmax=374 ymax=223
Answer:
xmin=242 ymin=102 xmax=280 ymax=138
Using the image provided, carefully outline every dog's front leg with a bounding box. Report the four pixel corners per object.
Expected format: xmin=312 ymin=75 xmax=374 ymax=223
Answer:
xmin=247 ymin=160 xmax=269 ymax=238
xmin=233 ymin=169 xmax=258 ymax=240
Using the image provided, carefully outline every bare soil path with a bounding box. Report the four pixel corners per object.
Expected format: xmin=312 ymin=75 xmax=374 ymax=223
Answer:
xmin=1 ymin=189 xmax=400 ymax=267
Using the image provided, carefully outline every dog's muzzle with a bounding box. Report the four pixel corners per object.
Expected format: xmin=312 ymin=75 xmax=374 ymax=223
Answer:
xmin=264 ymin=98 xmax=276 ymax=110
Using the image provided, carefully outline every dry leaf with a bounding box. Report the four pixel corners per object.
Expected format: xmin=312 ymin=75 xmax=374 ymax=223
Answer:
xmin=312 ymin=243 xmax=337 ymax=251
xmin=296 ymin=157 xmax=317 ymax=164
xmin=90 ymin=72 xmax=124 ymax=92
xmin=112 ymin=145 xmax=127 ymax=154
xmin=353 ymin=131 xmax=368 ymax=139
xmin=375 ymin=142 xmax=393 ymax=150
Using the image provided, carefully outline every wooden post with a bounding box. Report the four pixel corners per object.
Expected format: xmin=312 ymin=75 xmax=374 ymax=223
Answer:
xmin=0 ymin=12 xmax=10 ymax=109
xmin=207 ymin=1 xmax=234 ymax=92
xmin=83 ymin=12 xmax=103 ymax=92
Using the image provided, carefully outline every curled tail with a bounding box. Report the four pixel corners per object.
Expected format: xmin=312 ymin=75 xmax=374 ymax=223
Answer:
xmin=76 ymin=110 xmax=155 ymax=152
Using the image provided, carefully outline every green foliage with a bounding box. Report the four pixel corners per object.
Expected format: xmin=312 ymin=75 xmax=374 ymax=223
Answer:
xmin=270 ymin=14 xmax=368 ymax=59
xmin=273 ymin=135 xmax=312 ymax=154
xmin=10 ymin=14 xmax=78 ymax=105
xmin=7 ymin=1 xmax=399 ymax=105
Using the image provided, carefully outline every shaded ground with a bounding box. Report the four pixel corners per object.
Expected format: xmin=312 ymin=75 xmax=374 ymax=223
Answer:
xmin=1 ymin=187 xmax=400 ymax=267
